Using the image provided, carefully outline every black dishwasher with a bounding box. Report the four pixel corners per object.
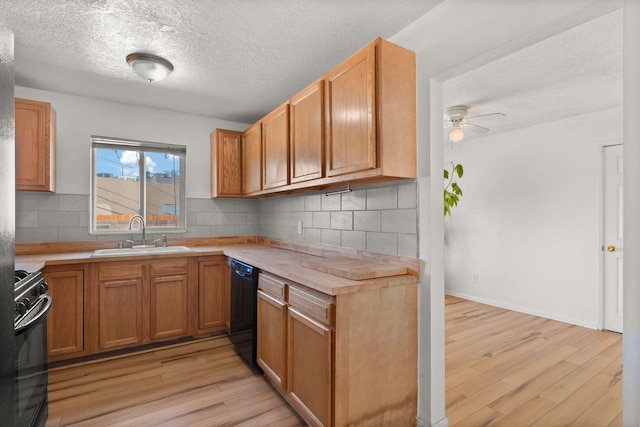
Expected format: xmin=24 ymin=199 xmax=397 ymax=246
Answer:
xmin=229 ymin=259 xmax=259 ymax=369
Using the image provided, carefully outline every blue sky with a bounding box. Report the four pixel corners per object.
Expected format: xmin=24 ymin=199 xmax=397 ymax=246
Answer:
xmin=96 ymin=149 xmax=180 ymax=177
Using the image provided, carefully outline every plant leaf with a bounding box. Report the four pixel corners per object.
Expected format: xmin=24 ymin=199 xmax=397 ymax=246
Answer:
xmin=455 ymin=164 xmax=464 ymax=178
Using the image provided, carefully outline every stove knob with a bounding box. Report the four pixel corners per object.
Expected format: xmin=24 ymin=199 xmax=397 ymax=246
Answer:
xmin=15 ymin=299 xmax=30 ymax=315
xmin=31 ymin=283 xmax=47 ymax=296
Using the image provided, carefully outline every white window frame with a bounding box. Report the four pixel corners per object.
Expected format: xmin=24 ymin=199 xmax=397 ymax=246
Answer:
xmin=90 ymin=135 xmax=187 ymax=235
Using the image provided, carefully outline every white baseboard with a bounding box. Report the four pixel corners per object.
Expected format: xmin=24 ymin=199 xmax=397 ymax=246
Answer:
xmin=445 ymin=290 xmax=598 ymax=330
xmin=417 ymin=416 xmax=449 ymax=427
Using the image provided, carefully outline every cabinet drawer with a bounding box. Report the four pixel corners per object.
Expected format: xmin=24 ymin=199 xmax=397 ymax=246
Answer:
xmin=98 ymin=262 xmax=143 ymax=281
xmin=150 ymin=259 xmax=188 ymax=276
xmin=259 ymin=273 xmax=286 ymax=301
xmin=288 ymin=285 xmax=334 ymax=327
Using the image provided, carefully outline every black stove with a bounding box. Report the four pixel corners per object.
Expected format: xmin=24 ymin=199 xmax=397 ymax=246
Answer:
xmin=14 ymin=270 xmax=49 ymax=329
xmin=13 ymin=270 xmax=51 ymax=427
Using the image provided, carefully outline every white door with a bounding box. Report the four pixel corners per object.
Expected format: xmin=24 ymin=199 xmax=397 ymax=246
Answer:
xmin=603 ymin=144 xmax=623 ymax=333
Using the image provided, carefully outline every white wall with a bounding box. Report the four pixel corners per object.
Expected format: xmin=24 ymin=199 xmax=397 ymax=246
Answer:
xmin=444 ymin=107 xmax=622 ymax=328
xmin=623 ymin=0 xmax=640 ymax=423
xmin=15 ymin=86 xmax=248 ymax=199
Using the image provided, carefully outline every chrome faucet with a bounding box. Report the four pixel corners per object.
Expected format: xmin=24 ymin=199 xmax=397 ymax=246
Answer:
xmin=128 ymin=214 xmax=146 ymax=245
xmin=153 ymin=235 xmax=168 ymax=247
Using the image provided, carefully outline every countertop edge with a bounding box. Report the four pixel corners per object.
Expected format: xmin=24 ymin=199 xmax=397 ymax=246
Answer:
xmin=15 ymin=243 xmax=419 ymax=296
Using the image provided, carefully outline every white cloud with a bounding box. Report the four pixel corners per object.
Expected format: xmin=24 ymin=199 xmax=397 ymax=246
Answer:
xmin=119 ymin=151 xmax=138 ymax=165
xmin=119 ymin=151 xmax=139 ymax=177
xmin=146 ymin=155 xmax=156 ymax=173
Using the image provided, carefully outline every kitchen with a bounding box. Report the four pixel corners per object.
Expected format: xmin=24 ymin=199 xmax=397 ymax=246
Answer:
xmin=2 ymin=1 xmax=640 ymax=427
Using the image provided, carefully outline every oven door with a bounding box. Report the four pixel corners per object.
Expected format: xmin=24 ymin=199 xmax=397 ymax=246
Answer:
xmin=15 ymin=295 xmax=52 ymax=427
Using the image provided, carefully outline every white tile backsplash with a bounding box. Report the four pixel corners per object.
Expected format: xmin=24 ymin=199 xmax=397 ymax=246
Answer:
xmin=366 ymin=186 xmax=398 ymax=210
xmin=354 ymin=211 xmax=381 ymax=232
xmin=17 ymin=181 xmax=418 ymax=258
xmin=258 ymin=181 xmax=417 ymax=257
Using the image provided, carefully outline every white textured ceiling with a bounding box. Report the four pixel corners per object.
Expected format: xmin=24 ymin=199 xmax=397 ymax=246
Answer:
xmin=0 ymin=0 xmax=623 ymax=133
xmin=443 ymin=8 xmax=622 ymax=139
xmin=0 ymin=0 xmax=442 ymax=123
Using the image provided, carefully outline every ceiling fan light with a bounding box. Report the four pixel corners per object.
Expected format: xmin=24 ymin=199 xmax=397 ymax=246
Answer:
xmin=449 ymin=126 xmax=465 ymax=143
xmin=126 ymin=53 xmax=174 ymax=82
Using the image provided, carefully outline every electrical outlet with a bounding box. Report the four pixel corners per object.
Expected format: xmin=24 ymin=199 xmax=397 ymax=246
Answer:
xmin=297 ymin=220 xmax=303 ymax=234
xmin=472 ymin=273 xmax=479 ymax=284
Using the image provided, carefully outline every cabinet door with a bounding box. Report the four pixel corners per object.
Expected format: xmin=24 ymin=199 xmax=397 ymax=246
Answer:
xmin=99 ymin=279 xmax=144 ymax=350
xmin=242 ymin=122 xmax=262 ymax=194
xmin=198 ymin=260 xmax=228 ymax=332
xmin=262 ymin=104 xmax=290 ymax=189
xmin=257 ymin=290 xmax=287 ymax=391
xmin=150 ymin=274 xmax=189 ymax=341
xmin=44 ymin=269 xmax=84 ymax=359
xmin=325 ymin=43 xmax=376 ymax=177
xmin=287 ymin=307 xmax=332 ymax=427
xmin=211 ymin=129 xmax=243 ymax=197
xmin=290 ymin=80 xmax=324 ymax=184
xmin=15 ymin=98 xmax=56 ymax=192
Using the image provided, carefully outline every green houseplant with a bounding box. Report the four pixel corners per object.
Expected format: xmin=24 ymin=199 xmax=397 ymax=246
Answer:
xmin=444 ymin=162 xmax=463 ymax=216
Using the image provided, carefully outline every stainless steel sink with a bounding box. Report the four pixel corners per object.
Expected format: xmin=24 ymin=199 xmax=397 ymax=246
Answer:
xmin=91 ymin=246 xmax=195 ymax=258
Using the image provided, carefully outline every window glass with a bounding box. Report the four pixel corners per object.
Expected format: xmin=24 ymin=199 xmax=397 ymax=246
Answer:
xmin=91 ymin=136 xmax=186 ymax=234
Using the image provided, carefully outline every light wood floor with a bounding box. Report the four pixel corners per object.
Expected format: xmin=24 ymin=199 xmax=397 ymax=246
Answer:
xmin=46 ymin=337 xmax=306 ymax=426
xmin=446 ymin=295 xmax=623 ymax=426
xmin=46 ymin=297 xmax=623 ymax=426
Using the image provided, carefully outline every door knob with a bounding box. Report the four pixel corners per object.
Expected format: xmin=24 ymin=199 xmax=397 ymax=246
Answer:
xmin=607 ymin=245 xmax=615 ymax=252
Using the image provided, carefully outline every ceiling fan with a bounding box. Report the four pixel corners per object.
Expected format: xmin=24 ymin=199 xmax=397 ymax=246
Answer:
xmin=444 ymin=105 xmax=506 ymax=142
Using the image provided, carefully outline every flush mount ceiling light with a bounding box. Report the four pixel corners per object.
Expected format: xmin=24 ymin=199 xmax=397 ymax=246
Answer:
xmin=444 ymin=105 xmax=507 ymax=143
xmin=126 ymin=53 xmax=174 ymax=82
xmin=448 ymin=123 xmax=465 ymax=143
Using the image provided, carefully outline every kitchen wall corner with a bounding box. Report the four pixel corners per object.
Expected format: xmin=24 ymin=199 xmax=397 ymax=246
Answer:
xmin=257 ymin=180 xmax=418 ymax=258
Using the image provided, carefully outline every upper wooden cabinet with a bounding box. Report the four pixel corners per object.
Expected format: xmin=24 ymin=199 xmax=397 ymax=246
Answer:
xmin=325 ymin=43 xmax=376 ymax=177
xmin=290 ymin=80 xmax=324 ymax=184
xmin=211 ymin=37 xmax=415 ymax=199
xmin=325 ymin=38 xmax=415 ymax=180
xmin=15 ymin=98 xmax=56 ymax=192
xmin=211 ymin=129 xmax=243 ymax=198
xmin=242 ymin=122 xmax=262 ymax=194
xmin=262 ymin=104 xmax=290 ymax=190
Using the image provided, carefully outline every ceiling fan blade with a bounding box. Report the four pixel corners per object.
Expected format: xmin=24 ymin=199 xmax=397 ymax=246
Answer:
xmin=463 ymin=122 xmax=490 ymax=133
xmin=466 ymin=112 xmax=506 ymax=121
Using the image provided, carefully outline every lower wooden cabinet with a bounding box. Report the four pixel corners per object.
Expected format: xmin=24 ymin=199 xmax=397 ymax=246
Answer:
xmin=97 ymin=262 xmax=144 ymax=350
xmin=257 ymin=271 xmax=417 ymax=427
xmin=197 ymin=257 xmax=229 ymax=333
xmin=46 ymin=256 xmax=229 ymax=362
xmin=257 ymin=288 xmax=288 ymax=391
xmin=257 ymin=273 xmax=334 ymax=427
xmin=95 ymin=259 xmax=189 ymax=352
xmin=287 ymin=306 xmax=332 ymax=427
xmin=43 ymin=265 xmax=87 ymax=361
xmin=99 ymin=278 xmax=144 ymax=350
xmin=149 ymin=260 xmax=189 ymax=340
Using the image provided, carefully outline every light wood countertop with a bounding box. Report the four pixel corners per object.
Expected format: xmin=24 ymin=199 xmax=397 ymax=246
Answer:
xmin=15 ymin=239 xmax=419 ymax=296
